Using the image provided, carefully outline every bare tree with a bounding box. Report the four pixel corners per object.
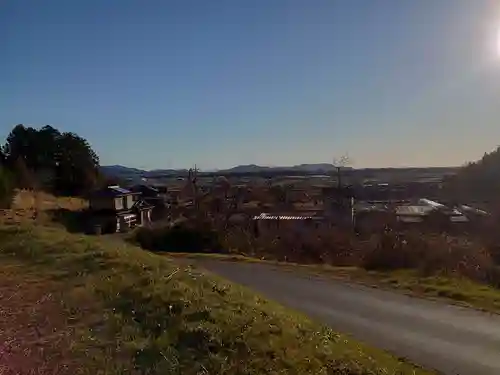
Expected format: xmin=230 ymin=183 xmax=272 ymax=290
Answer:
xmin=332 ymin=154 xmax=351 ymax=188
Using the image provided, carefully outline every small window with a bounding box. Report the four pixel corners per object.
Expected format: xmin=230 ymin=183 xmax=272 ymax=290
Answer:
xmin=114 ymin=197 xmax=124 ymax=210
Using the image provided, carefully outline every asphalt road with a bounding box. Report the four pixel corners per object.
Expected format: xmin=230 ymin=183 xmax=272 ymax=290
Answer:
xmin=198 ymin=260 xmax=500 ymax=375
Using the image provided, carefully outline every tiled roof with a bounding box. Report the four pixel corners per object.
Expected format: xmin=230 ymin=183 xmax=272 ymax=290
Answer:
xmin=109 ymin=186 xmax=132 ymax=194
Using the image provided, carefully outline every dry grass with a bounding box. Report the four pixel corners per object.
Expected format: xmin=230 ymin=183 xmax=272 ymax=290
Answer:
xmin=11 ymin=189 xmax=87 ymax=211
xmin=0 ymin=190 xmax=88 ymax=225
xmin=211 ymin=223 xmax=498 ymax=285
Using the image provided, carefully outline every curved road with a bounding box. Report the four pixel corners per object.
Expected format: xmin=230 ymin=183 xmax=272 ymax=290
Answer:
xmin=198 ymin=260 xmax=500 ymax=375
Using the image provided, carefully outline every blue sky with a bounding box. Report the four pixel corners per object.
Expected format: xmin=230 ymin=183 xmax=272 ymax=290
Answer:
xmin=2 ymin=0 xmax=500 ymax=170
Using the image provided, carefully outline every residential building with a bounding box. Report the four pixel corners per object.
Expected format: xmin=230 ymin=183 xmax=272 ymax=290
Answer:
xmin=89 ymin=185 xmax=153 ymax=233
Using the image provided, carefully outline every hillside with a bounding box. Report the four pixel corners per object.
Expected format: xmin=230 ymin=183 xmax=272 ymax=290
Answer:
xmin=0 ymin=192 xmax=431 ymax=375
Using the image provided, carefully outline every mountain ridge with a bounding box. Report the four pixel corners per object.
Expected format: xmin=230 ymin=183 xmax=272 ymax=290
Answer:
xmin=100 ymin=163 xmax=352 ymax=176
xmin=100 ymin=164 xmax=459 ymax=181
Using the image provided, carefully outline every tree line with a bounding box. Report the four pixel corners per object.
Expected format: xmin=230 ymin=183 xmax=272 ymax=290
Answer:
xmin=443 ymin=146 xmax=500 ymax=205
xmin=0 ymin=124 xmax=102 ymax=207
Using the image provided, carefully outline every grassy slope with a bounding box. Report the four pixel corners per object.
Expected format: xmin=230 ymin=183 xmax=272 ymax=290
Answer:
xmin=0 ymin=224 xmax=434 ymax=375
xmin=168 ymin=252 xmax=500 ymax=314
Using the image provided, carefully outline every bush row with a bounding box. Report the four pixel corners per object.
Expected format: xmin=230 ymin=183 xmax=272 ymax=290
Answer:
xmin=132 ymin=220 xmax=500 ymax=286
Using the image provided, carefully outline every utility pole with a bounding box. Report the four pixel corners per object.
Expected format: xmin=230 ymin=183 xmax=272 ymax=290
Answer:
xmin=332 ymin=154 xmax=350 ymax=189
xmin=185 ymin=165 xmax=197 ymax=218
xmin=332 ymin=154 xmax=353 ymax=225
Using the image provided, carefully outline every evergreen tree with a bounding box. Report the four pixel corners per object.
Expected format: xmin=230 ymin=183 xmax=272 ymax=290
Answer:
xmin=3 ymin=124 xmax=100 ymax=196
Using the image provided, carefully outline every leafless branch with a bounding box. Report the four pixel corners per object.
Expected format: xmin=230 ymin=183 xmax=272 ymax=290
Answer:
xmin=332 ymin=154 xmax=351 ymax=168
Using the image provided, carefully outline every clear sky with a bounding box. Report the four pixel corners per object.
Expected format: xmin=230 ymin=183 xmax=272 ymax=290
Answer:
xmin=2 ymin=0 xmax=500 ymax=170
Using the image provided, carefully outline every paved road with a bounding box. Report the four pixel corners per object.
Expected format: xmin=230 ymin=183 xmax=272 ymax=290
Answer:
xmin=198 ymin=260 xmax=500 ymax=375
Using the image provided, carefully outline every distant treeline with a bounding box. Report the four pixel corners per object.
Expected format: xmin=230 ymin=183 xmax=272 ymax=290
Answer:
xmin=444 ymin=147 xmax=500 ymax=204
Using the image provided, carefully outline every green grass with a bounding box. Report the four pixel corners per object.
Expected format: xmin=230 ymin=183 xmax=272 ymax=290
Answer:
xmin=168 ymin=252 xmax=500 ymax=315
xmin=0 ymin=224 xmax=435 ymax=375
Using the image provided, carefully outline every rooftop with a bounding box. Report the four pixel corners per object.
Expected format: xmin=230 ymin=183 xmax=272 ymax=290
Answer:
xmin=395 ymin=205 xmax=434 ymax=216
xmin=130 ymin=184 xmax=159 ymax=193
xmin=92 ymin=185 xmax=139 ymax=197
xmin=109 ymin=185 xmax=131 ymax=194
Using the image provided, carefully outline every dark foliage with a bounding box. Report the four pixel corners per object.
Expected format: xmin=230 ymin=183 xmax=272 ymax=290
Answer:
xmin=12 ymin=157 xmax=36 ymax=189
xmin=133 ymin=222 xmax=224 ymax=253
xmin=444 ymin=146 xmax=500 ymax=204
xmin=0 ymin=166 xmax=15 ymax=208
xmin=363 ymin=230 xmax=494 ymax=281
xmin=47 ymin=208 xmax=91 ymax=233
xmin=2 ymin=124 xmax=100 ymax=196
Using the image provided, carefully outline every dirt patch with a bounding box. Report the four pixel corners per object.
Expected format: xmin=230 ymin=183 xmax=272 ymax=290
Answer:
xmin=0 ymin=265 xmax=78 ymax=375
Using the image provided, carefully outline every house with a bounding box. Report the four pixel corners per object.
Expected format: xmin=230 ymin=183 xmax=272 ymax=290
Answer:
xmin=130 ymin=184 xmax=172 ymax=221
xmin=354 ymin=200 xmax=469 ymax=228
xmin=89 ymin=185 xmax=154 ymax=233
xmin=129 ymin=184 xmax=160 ymax=199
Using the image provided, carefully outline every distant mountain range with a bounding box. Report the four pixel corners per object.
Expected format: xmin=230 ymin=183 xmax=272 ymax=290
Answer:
xmin=100 ymin=165 xmax=145 ymax=175
xmin=100 ymin=164 xmax=459 ymax=185
xmin=216 ymin=163 xmax=350 ymax=174
xmin=100 ymin=163 xmax=350 ymax=179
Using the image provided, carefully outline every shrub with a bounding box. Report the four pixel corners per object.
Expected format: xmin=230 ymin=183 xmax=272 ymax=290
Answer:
xmin=362 ymin=230 xmax=416 ymax=271
xmin=223 ymin=226 xmax=362 ymax=265
xmin=362 ymin=230 xmax=494 ymax=283
xmin=133 ymin=221 xmax=225 ymax=253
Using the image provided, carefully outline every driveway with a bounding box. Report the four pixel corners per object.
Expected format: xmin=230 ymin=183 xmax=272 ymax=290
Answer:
xmin=198 ymin=260 xmax=500 ymax=375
